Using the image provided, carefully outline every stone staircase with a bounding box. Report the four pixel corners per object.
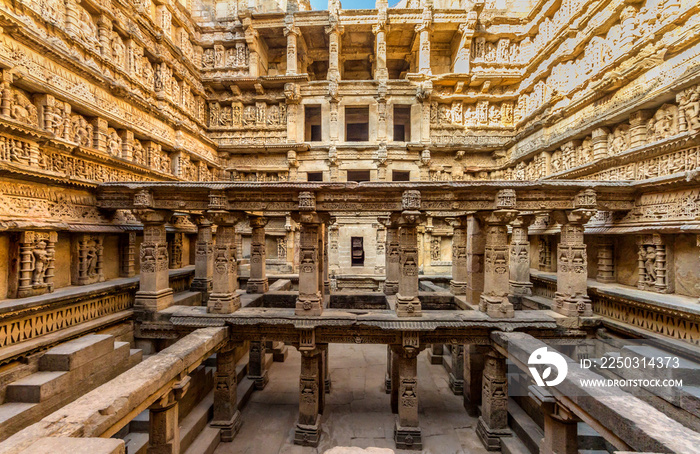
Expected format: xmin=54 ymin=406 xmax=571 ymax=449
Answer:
xmin=0 ymin=334 xmax=142 ymax=439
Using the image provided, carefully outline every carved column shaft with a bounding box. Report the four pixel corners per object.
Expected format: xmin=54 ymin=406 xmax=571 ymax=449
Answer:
xmin=449 ymin=344 xmax=465 ymax=395
xmin=629 ymin=110 xmax=651 ymax=148
xmin=596 ymin=236 xmax=615 ymax=283
xmin=463 ymin=344 xmax=486 ymax=417
xmin=509 ymin=216 xmax=533 ymax=299
xmin=120 ymin=231 xmax=136 ymax=278
xmin=480 ymin=211 xmax=517 ymax=318
xmin=285 ymin=27 xmax=299 ymax=75
xmin=384 ymin=225 xmax=400 ymax=294
xmin=374 ymin=25 xmax=388 ymax=80
xmin=297 ymin=219 xmax=323 ymax=315
xmin=135 ymin=210 xmax=173 ymax=312
xmin=327 ymin=26 xmax=342 ymax=82
xmin=247 ymin=216 xmax=269 ymax=293
xmin=212 ymin=343 xmax=242 ymax=441
xmin=192 ymin=219 xmax=214 ymax=299
xmin=450 ymin=219 xmax=468 ymax=295
xmin=393 ymin=345 xmax=422 ymax=450
xmin=417 ymin=26 xmax=432 ymax=75
xmin=555 ymin=216 xmax=592 ymax=316
xmin=476 ymin=350 xmax=511 ymax=450
xmin=208 ymin=213 xmax=242 ymax=314
xmin=295 ymin=348 xmax=323 ymax=446
xmin=397 ymin=220 xmax=421 ymax=317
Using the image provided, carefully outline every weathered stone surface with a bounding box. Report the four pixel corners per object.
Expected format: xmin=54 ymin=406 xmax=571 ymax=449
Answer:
xmin=323 ymin=447 xmax=395 ymax=454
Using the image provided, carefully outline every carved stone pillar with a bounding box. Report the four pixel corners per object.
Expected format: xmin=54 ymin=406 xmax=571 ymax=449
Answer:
xmin=120 ymin=231 xmax=136 ymax=278
xmin=453 ymin=20 xmax=475 ymax=73
xmin=373 ymin=19 xmax=388 ymax=80
xmin=168 ymin=232 xmax=183 ymax=269
xmin=449 ymin=217 xmax=468 ymax=295
xmin=393 ymin=334 xmax=422 ymax=450
xmin=191 ymin=217 xmax=214 ymax=301
xmin=416 ymin=22 xmax=432 ymax=75
xmin=285 ymin=25 xmax=299 ymax=76
xmin=385 ymin=345 xmax=392 ymax=394
xmin=207 ymin=211 xmax=243 ymax=314
xmin=553 ymin=190 xmax=597 ymax=317
xmin=466 ymin=215 xmax=485 ymax=304
xmin=295 ymin=345 xmax=323 ymax=447
xmin=449 ymin=344 xmax=464 ymax=395
xmin=294 ymin=206 xmax=325 ymax=316
xmin=71 ymin=233 xmax=105 ymax=286
xmin=326 ymin=24 xmax=343 ymax=82
xmin=247 ymin=215 xmax=269 ymax=293
xmin=212 ymin=342 xmax=242 ymax=441
xmin=396 ymin=215 xmax=422 ymax=317
xmin=531 ymin=388 xmax=579 ymax=454
xmin=147 ymin=382 xmax=186 ymax=454
xmin=629 ymin=110 xmax=652 ymax=148
xmin=509 ymin=215 xmax=533 ymax=301
xmin=248 ymin=341 xmax=269 ymax=390
xmin=591 ymin=127 xmax=609 ymax=160
xmin=479 ymin=207 xmax=518 ymax=317
xmin=463 ymin=344 xmax=487 ymax=417
xmin=91 ymin=117 xmax=108 ymax=153
xmin=379 ymin=217 xmax=399 ymax=295
xmin=16 ymin=231 xmax=58 ymax=298
xmin=134 ymin=209 xmax=173 ymax=313
xmin=476 ymin=349 xmax=511 ymax=451
xmin=596 ymin=236 xmax=615 ymax=283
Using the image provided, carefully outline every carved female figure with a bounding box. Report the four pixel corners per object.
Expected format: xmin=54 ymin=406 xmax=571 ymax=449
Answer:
xmin=32 ymin=240 xmax=49 ymax=285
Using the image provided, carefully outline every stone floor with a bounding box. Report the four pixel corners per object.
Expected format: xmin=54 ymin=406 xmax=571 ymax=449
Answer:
xmin=215 ymin=344 xmax=489 ymax=454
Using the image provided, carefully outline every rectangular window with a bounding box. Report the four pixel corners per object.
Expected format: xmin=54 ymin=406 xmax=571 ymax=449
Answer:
xmin=307 ymin=171 xmax=323 ymax=182
xmin=345 ymin=106 xmax=369 ymax=141
xmin=392 ymin=170 xmax=411 ymax=182
xmin=347 ymin=170 xmax=371 ymax=182
xmin=351 ymin=237 xmax=364 ymax=266
xmin=393 ymin=105 xmax=411 ymax=142
xmin=305 ymin=105 xmax=322 ymax=142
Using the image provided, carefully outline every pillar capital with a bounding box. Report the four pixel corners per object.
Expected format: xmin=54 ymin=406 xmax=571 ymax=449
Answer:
xmin=205 ymin=210 xmax=245 ymax=226
xmin=248 ymin=213 xmax=269 ymax=228
xmin=133 ymin=208 xmax=172 ymax=225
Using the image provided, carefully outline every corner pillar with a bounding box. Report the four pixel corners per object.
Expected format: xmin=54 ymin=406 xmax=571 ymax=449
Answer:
xmin=191 ymin=216 xmax=214 ymax=302
xmin=466 ymin=215 xmax=485 ymax=304
xmin=248 ymin=341 xmax=269 ymax=390
xmin=596 ymin=236 xmax=615 ymax=283
xmin=379 ymin=217 xmax=399 ymax=295
xmin=448 ymin=344 xmax=464 ymax=395
xmin=295 ymin=345 xmax=323 ymax=446
xmin=293 ymin=203 xmax=326 ymax=316
xmin=479 ymin=203 xmax=518 ymax=317
xmin=463 ymin=344 xmax=487 ymax=417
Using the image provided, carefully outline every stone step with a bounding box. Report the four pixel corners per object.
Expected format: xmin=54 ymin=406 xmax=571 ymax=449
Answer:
xmin=179 ymin=390 xmax=214 ymax=454
xmin=502 ymin=436 xmax=533 ymax=454
xmin=507 ymin=398 xmax=542 ymax=454
xmin=123 ymin=431 xmax=149 ymax=454
xmin=128 ymin=349 xmax=144 ymax=369
xmin=0 ymin=402 xmax=39 ymax=432
xmin=173 ymin=291 xmax=202 ymax=307
xmin=521 ymin=295 xmax=552 ymax=310
xmin=6 ymin=371 xmax=69 ymax=403
xmin=183 ymin=426 xmax=220 ymax=454
xmin=237 ymin=377 xmax=256 ymax=410
xmin=39 ymin=334 xmax=114 ymax=371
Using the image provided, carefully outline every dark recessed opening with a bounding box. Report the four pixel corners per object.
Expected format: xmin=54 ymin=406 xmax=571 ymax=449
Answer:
xmin=393 ymin=105 xmax=411 ymax=142
xmin=307 ymin=172 xmax=323 ymax=182
xmin=347 ymin=170 xmax=371 ymax=182
xmin=345 ymin=106 xmax=369 ymax=141
xmin=305 ymin=105 xmax=322 ymax=142
xmin=392 ymin=170 xmax=411 ymax=182
xmin=351 ymin=236 xmax=364 ymax=266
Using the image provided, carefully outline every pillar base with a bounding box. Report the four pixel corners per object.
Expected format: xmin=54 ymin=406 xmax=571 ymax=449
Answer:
xmin=396 ymin=294 xmax=421 ymax=317
xmin=295 ymin=295 xmax=323 ymax=316
xmin=207 ymin=293 xmax=241 ymax=314
xmin=385 ymin=372 xmax=391 ymax=394
xmin=394 ymin=420 xmax=422 ymax=450
xmin=135 ymin=288 xmax=174 ymax=312
xmin=246 ymin=278 xmax=269 ymax=294
xmin=554 ymin=293 xmax=593 ymax=317
xmin=212 ymin=410 xmax=242 ymax=442
xmin=384 ymin=281 xmax=398 ymax=295
xmin=449 ymin=280 xmax=467 ymax=295
xmin=250 ymin=370 xmax=269 ymax=390
xmin=479 ymin=295 xmax=514 ymax=318
xmin=476 ymin=416 xmax=511 ymax=451
xmin=190 ymin=278 xmax=212 ymax=303
xmin=448 ymin=374 xmax=464 ymax=395
xmin=294 ymin=415 xmax=321 ymax=447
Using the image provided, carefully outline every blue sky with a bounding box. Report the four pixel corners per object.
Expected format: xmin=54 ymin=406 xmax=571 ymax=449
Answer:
xmin=310 ymin=0 xmax=401 ymax=9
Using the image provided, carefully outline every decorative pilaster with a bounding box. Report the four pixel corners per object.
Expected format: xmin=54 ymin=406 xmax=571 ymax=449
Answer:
xmin=373 ymin=3 xmax=388 ymax=80
xmin=476 ymin=349 xmax=511 ymax=451
xmin=326 ymin=22 xmax=343 ymax=82
xmin=134 ymin=205 xmax=173 ymax=313
xmin=284 ymin=24 xmax=299 ymax=76
xmin=394 ymin=191 xmax=423 ymax=317
xmin=247 ymin=215 xmax=269 ymax=293
xmin=212 ymin=342 xmax=242 ymax=441
xmin=508 ymin=215 xmax=534 ymax=301
xmin=120 ymin=231 xmax=136 ymax=277
xmin=553 ymin=189 xmax=597 ymax=317
xmin=479 ymin=190 xmax=518 ymax=318
xmin=416 ymin=8 xmax=432 ymax=75
xmin=393 ymin=332 xmax=422 ymax=450
xmin=385 ymin=345 xmax=393 ymax=394
xmin=191 ymin=216 xmax=214 ymax=301
xmin=596 ymin=236 xmax=615 ymax=283
xmin=449 ymin=217 xmax=468 ymax=295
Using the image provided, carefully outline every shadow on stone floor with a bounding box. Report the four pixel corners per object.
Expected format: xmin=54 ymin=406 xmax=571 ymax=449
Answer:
xmin=213 ymin=344 xmax=489 ymax=454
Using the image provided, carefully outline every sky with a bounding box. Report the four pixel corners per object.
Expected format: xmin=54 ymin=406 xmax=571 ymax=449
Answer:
xmin=309 ymin=0 xmax=401 ymax=9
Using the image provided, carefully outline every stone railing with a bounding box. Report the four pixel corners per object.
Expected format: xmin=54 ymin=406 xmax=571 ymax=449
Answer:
xmin=0 ymin=267 xmax=195 ymax=364
xmin=531 ymin=273 xmax=700 ymax=345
